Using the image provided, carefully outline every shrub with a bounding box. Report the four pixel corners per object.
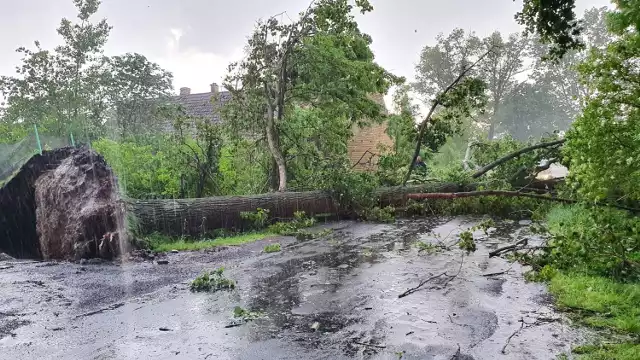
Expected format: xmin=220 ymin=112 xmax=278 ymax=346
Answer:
xmin=263 ymin=243 xmax=281 ymax=253
xmin=360 ymin=206 xmax=396 ymax=223
xmin=190 ymin=267 xmax=236 ymax=292
xmin=240 ymin=208 xmax=270 ymax=230
xmin=545 ymin=205 xmax=640 ymax=280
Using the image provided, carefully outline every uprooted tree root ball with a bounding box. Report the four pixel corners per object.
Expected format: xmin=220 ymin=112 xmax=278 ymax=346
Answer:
xmin=0 ymin=146 xmax=129 ymax=260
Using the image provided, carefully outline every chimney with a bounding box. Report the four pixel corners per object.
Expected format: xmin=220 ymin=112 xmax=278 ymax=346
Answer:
xmin=179 ymin=87 xmax=191 ymax=96
xmin=210 ymin=83 xmax=219 ymax=95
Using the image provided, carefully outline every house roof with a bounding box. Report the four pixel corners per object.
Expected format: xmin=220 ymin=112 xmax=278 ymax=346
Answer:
xmin=170 ymin=90 xmax=232 ymax=123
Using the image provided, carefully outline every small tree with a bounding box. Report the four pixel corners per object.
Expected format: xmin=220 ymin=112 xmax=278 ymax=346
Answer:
xmin=223 ymin=0 xmax=401 ymax=192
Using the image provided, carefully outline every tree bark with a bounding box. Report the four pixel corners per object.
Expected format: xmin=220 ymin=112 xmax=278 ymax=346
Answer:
xmin=129 ymin=182 xmax=470 ymax=237
xmin=263 ymin=83 xmax=288 ymax=192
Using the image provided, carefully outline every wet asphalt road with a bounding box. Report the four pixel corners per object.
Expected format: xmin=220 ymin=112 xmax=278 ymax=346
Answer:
xmin=0 ymin=217 xmax=583 ymax=359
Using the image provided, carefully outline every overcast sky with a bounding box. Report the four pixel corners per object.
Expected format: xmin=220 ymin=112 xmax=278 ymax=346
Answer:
xmin=0 ymin=0 xmax=611 ymax=104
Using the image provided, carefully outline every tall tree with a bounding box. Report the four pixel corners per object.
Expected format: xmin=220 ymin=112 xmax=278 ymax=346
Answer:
xmin=414 ymin=29 xmax=530 ymax=140
xmin=562 ymin=1 xmax=640 ymax=204
xmin=479 ymin=32 xmax=530 ymax=140
xmin=531 ymin=7 xmax=615 ymax=120
xmin=223 ymin=0 xmax=401 ymax=191
xmin=100 ymin=53 xmax=174 ymax=139
xmin=414 ymin=29 xmax=482 ymax=101
xmin=0 ymin=0 xmax=111 ymax=139
xmin=0 ymin=0 xmax=174 ymax=143
xmin=496 ymin=81 xmax=569 ymax=141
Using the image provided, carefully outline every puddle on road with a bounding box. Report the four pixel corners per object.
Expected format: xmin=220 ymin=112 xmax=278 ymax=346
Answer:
xmin=237 ymin=217 xmax=576 ymax=360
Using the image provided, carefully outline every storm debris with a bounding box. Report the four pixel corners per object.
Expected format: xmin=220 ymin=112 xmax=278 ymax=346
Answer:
xmin=398 ymin=254 xmax=465 ymax=298
xmin=75 ymin=302 xmax=125 ymax=319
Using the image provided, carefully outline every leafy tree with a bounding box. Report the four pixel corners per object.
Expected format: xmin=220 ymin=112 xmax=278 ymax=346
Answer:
xmin=414 ymin=29 xmax=530 ymax=141
xmin=377 ymin=86 xmax=418 ymax=185
xmin=93 ymin=137 xmax=185 ymax=199
xmin=0 ymin=0 xmax=110 ymax=139
xmin=530 ymin=7 xmax=615 ymax=120
xmin=516 ymin=0 xmax=583 ymax=60
xmin=218 ymin=140 xmax=270 ymax=195
xmin=223 ymin=0 xmax=401 ymax=191
xmin=101 ymin=53 xmax=174 ymax=139
xmin=414 ymin=29 xmax=482 ymax=101
xmin=479 ymin=32 xmax=530 ymax=140
xmin=156 ymin=103 xmax=224 ymax=198
xmin=0 ymin=0 xmax=173 ymax=144
xmin=562 ymin=1 xmax=640 ymax=205
xmin=283 ymin=106 xmax=351 ymax=191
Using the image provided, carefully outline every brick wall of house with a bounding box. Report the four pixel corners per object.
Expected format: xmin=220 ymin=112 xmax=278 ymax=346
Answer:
xmin=347 ymin=93 xmax=394 ymax=171
xmin=348 ymin=121 xmax=394 ymax=171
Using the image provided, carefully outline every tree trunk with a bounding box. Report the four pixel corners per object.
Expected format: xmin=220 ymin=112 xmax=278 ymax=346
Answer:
xmin=487 ymin=99 xmax=499 ymax=141
xmin=263 ymin=84 xmax=287 ymax=192
xmin=195 ymin=168 xmax=206 ymax=198
xmin=266 ymin=115 xmax=287 ymax=192
xmin=129 ymin=183 xmax=469 ymax=237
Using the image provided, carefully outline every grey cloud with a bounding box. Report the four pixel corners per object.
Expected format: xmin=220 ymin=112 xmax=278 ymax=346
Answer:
xmin=0 ymin=0 xmax=613 ymax=82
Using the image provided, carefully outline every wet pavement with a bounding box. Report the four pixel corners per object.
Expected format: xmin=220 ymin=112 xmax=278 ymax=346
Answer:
xmin=0 ymin=217 xmax=582 ymax=359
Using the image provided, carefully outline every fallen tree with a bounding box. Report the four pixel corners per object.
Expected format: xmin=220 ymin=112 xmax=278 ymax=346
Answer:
xmin=471 ymin=139 xmax=566 ymax=179
xmin=406 ymin=190 xmax=640 ymax=213
xmin=0 ymin=146 xmax=128 ymax=260
xmin=129 ymin=182 xmax=469 ymax=236
xmin=0 ymin=147 xmax=75 ymax=258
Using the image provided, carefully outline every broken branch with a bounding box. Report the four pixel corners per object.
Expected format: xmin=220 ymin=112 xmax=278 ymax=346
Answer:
xmin=501 ymin=318 xmax=525 ymax=354
xmin=489 ymin=239 xmax=528 ymax=258
xmin=403 ymin=49 xmax=494 ymax=186
xmin=398 ymin=254 xmax=464 ymax=298
xmin=472 ymin=139 xmax=566 ymax=179
xmin=406 ymin=190 xmax=640 ymax=213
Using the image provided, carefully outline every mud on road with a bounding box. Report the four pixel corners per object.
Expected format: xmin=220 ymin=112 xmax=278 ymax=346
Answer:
xmin=0 ymin=217 xmax=583 ymax=359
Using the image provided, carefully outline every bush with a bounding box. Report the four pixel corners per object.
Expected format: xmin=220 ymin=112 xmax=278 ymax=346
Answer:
xmin=93 ymin=138 xmax=185 ymax=199
xmin=240 ymin=208 xmax=270 ymax=230
xmin=360 ymin=206 xmax=396 ymax=223
xmin=190 ymin=267 xmax=236 ymax=292
xmin=545 ymin=205 xmax=640 ymax=280
xmin=263 ymin=243 xmax=281 ymax=253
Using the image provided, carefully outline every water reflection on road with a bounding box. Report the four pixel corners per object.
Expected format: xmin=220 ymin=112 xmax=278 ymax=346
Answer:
xmin=0 ymin=217 xmax=581 ymax=359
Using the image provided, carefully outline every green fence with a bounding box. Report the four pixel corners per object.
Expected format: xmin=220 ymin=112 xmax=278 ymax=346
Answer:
xmin=0 ymin=125 xmax=75 ymax=184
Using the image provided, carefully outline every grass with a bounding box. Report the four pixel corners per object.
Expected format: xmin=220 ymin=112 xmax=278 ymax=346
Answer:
xmin=233 ymin=306 xmax=264 ymax=321
xmin=263 ymin=243 xmax=281 ymax=253
xmin=146 ymin=231 xmax=274 ymax=252
xmin=190 ymin=267 xmax=236 ymax=292
xmin=571 ymin=343 xmax=640 ymax=359
xmin=549 ymin=273 xmax=640 ymax=334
